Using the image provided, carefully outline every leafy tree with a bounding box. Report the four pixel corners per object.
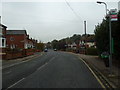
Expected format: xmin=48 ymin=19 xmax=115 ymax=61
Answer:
xmin=94 ymin=11 xmax=120 ymax=60
xmin=70 ymin=34 xmax=81 ymax=44
xmin=94 ymin=18 xmax=109 ymax=54
xmin=36 ymin=42 xmax=44 ymax=51
xmin=51 ymin=40 xmax=59 ymax=49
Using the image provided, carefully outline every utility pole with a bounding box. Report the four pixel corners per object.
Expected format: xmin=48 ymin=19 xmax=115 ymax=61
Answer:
xmin=84 ymin=21 xmax=87 ymax=54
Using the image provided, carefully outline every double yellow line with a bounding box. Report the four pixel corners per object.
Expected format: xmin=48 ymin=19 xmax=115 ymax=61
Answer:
xmin=79 ymin=57 xmax=106 ymax=88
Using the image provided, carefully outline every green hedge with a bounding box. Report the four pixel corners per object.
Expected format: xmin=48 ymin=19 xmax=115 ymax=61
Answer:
xmin=86 ymin=47 xmax=98 ymax=55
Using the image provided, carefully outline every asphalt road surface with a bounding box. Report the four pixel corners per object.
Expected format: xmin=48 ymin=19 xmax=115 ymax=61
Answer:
xmin=2 ymin=50 xmax=103 ymax=89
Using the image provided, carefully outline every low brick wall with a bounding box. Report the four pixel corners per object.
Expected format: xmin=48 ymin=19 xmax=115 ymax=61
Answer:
xmin=23 ymin=49 xmax=35 ymax=56
xmin=25 ymin=49 xmax=34 ymax=56
xmin=2 ymin=48 xmax=42 ymax=60
xmin=4 ymin=52 xmax=23 ymax=60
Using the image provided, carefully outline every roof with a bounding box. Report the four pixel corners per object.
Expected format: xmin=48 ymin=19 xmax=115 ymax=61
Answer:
xmin=6 ymin=30 xmax=27 ymax=35
xmin=0 ymin=24 xmax=7 ymax=28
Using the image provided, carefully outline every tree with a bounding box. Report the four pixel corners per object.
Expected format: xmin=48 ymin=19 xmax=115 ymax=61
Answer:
xmin=70 ymin=34 xmax=81 ymax=44
xmin=94 ymin=18 xmax=109 ymax=54
xmin=94 ymin=11 xmax=120 ymax=60
xmin=36 ymin=42 xmax=44 ymax=51
xmin=51 ymin=40 xmax=59 ymax=49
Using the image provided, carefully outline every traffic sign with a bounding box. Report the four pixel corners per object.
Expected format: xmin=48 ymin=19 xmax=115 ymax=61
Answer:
xmin=109 ymin=9 xmax=118 ymax=21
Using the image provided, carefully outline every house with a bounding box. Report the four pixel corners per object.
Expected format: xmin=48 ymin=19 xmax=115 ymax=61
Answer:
xmin=27 ymin=38 xmax=34 ymax=49
xmin=0 ymin=24 xmax=7 ymax=59
xmin=71 ymin=42 xmax=77 ymax=50
xmin=32 ymin=39 xmax=37 ymax=49
xmin=0 ymin=24 xmax=7 ymax=50
xmin=79 ymin=34 xmax=96 ymax=48
xmin=6 ymin=30 xmax=30 ymax=49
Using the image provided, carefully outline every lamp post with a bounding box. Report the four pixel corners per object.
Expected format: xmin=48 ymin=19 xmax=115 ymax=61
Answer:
xmin=97 ymin=1 xmax=108 ymax=16
xmin=97 ymin=1 xmax=112 ymax=74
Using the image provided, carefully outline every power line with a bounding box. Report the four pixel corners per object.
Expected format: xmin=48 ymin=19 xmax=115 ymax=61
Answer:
xmin=65 ymin=0 xmax=83 ymax=22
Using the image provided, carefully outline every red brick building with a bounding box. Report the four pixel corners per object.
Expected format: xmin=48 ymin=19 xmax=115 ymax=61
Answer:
xmin=6 ymin=30 xmax=37 ymax=50
xmin=6 ymin=30 xmax=29 ymax=49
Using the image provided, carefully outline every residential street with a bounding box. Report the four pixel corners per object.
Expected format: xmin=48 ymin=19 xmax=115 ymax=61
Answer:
xmin=1 ymin=1 xmax=120 ymax=89
xmin=2 ymin=50 xmax=102 ymax=89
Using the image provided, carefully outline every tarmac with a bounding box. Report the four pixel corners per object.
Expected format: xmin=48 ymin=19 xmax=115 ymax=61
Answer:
xmin=78 ymin=54 xmax=120 ymax=88
xmin=1 ymin=52 xmax=120 ymax=88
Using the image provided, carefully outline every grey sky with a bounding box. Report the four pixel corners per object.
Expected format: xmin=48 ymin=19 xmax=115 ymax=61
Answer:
xmin=1 ymin=0 xmax=119 ymax=43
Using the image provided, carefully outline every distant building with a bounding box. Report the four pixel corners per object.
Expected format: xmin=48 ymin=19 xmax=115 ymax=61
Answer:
xmin=6 ymin=30 xmax=29 ymax=49
xmin=27 ymin=38 xmax=34 ymax=49
xmin=79 ymin=34 xmax=96 ymax=48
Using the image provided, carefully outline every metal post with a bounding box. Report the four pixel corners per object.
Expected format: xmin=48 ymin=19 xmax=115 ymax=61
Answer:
xmin=109 ymin=14 xmax=112 ymax=74
xmin=84 ymin=21 xmax=86 ymax=35
xmin=97 ymin=1 xmax=113 ymax=75
xmin=84 ymin=21 xmax=87 ymax=54
xmin=97 ymin=1 xmax=108 ymax=16
xmin=103 ymin=2 xmax=107 ymax=16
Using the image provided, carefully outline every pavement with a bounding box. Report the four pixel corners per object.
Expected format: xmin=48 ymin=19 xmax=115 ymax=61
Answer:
xmin=77 ymin=54 xmax=120 ymax=88
xmin=2 ymin=50 xmax=103 ymax=89
xmin=1 ymin=52 xmax=43 ymax=69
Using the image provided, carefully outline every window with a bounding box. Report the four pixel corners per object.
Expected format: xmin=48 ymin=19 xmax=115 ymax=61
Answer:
xmin=10 ymin=37 xmax=14 ymax=41
xmin=10 ymin=44 xmax=15 ymax=49
xmin=1 ymin=38 xmax=6 ymax=47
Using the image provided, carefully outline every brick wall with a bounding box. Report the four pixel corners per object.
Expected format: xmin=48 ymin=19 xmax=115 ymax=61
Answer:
xmin=5 ymin=52 xmax=23 ymax=60
xmin=2 ymin=49 xmax=36 ymax=60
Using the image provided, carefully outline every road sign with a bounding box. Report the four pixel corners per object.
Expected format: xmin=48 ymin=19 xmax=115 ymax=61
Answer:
xmin=109 ymin=9 xmax=118 ymax=21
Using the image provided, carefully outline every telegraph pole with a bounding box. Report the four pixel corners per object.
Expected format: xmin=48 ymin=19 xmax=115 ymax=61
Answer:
xmin=84 ymin=21 xmax=87 ymax=54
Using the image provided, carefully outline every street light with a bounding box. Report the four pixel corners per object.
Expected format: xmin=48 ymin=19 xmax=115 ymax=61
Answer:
xmin=97 ymin=1 xmax=108 ymax=16
xmin=97 ymin=1 xmax=112 ymax=74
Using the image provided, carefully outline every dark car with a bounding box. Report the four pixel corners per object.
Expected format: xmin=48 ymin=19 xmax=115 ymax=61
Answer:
xmin=44 ymin=49 xmax=48 ymax=52
xmin=54 ymin=49 xmax=57 ymax=51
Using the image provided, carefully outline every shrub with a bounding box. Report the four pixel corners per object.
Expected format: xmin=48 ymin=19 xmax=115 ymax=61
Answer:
xmin=86 ymin=47 xmax=98 ymax=55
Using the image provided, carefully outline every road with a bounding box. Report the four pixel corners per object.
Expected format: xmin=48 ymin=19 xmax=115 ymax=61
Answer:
xmin=2 ymin=50 xmax=103 ymax=89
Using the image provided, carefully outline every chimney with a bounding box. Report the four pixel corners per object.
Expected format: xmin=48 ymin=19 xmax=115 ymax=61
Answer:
xmin=118 ymin=1 xmax=120 ymax=11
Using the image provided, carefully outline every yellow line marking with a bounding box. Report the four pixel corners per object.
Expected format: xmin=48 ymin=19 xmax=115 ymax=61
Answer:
xmin=78 ymin=57 xmax=106 ymax=89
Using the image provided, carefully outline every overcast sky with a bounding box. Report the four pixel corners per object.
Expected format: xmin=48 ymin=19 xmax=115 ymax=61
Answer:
xmin=0 ymin=0 xmax=119 ymax=43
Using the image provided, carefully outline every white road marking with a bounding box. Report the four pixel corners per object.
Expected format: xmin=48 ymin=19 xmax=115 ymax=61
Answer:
xmin=6 ymin=78 xmax=25 ymax=89
xmin=37 ymin=63 xmax=47 ymax=71
xmin=4 ymin=71 xmax=11 ymax=74
xmin=36 ymin=57 xmax=55 ymax=71
xmin=5 ymin=55 xmax=55 ymax=89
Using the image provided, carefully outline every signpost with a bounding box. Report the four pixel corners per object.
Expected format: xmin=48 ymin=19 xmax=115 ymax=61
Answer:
xmin=108 ymin=9 xmax=118 ymax=74
xmin=110 ymin=9 xmax=118 ymax=21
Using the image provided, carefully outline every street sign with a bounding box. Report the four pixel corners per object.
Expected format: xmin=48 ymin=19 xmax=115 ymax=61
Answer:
xmin=109 ymin=9 xmax=118 ymax=21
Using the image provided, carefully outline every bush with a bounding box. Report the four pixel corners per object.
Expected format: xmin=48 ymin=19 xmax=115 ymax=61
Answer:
xmin=86 ymin=47 xmax=98 ymax=55
xmin=66 ymin=48 xmax=73 ymax=52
